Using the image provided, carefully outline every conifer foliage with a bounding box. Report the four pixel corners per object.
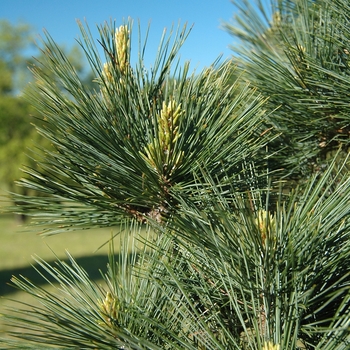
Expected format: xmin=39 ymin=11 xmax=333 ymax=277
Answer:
xmin=1 ymin=2 xmax=350 ymax=349
xmin=225 ymin=0 xmax=350 ymax=177
xmin=11 ymin=20 xmax=270 ymax=233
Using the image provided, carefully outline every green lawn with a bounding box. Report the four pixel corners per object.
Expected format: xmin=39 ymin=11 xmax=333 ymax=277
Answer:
xmin=0 ymin=214 xmax=120 ymax=335
xmin=0 ymin=216 xmax=115 ymax=269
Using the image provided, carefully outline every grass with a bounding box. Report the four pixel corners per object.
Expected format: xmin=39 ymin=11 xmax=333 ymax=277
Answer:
xmin=0 ymin=214 xmax=121 ymax=335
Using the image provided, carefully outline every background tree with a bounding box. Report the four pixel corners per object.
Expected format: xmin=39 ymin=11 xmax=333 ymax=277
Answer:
xmin=0 ymin=20 xmax=35 ymax=91
xmin=0 ymin=20 xmax=37 ymax=197
xmin=0 ymin=20 xmax=93 ymax=205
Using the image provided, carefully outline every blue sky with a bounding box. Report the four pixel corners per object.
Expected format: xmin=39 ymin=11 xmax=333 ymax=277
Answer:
xmin=0 ymin=0 xmax=237 ymax=71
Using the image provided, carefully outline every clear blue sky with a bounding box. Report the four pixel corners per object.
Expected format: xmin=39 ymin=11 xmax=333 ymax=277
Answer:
xmin=0 ymin=0 xmax=238 ymax=71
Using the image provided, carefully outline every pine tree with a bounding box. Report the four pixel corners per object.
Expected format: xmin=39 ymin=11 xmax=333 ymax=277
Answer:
xmin=224 ymin=0 xmax=350 ymax=179
xmin=1 ymin=7 xmax=350 ymax=349
xmin=8 ymin=20 xmax=271 ymax=234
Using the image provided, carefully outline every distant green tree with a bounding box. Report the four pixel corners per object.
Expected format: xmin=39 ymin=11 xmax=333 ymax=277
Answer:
xmin=0 ymin=20 xmax=93 ymax=202
xmin=0 ymin=20 xmax=35 ymax=91
xmin=0 ymin=20 xmax=45 ymax=207
xmin=0 ymin=91 xmax=36 ymax=193
xmin=0 ymin=60 xmax=13 ymax=93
